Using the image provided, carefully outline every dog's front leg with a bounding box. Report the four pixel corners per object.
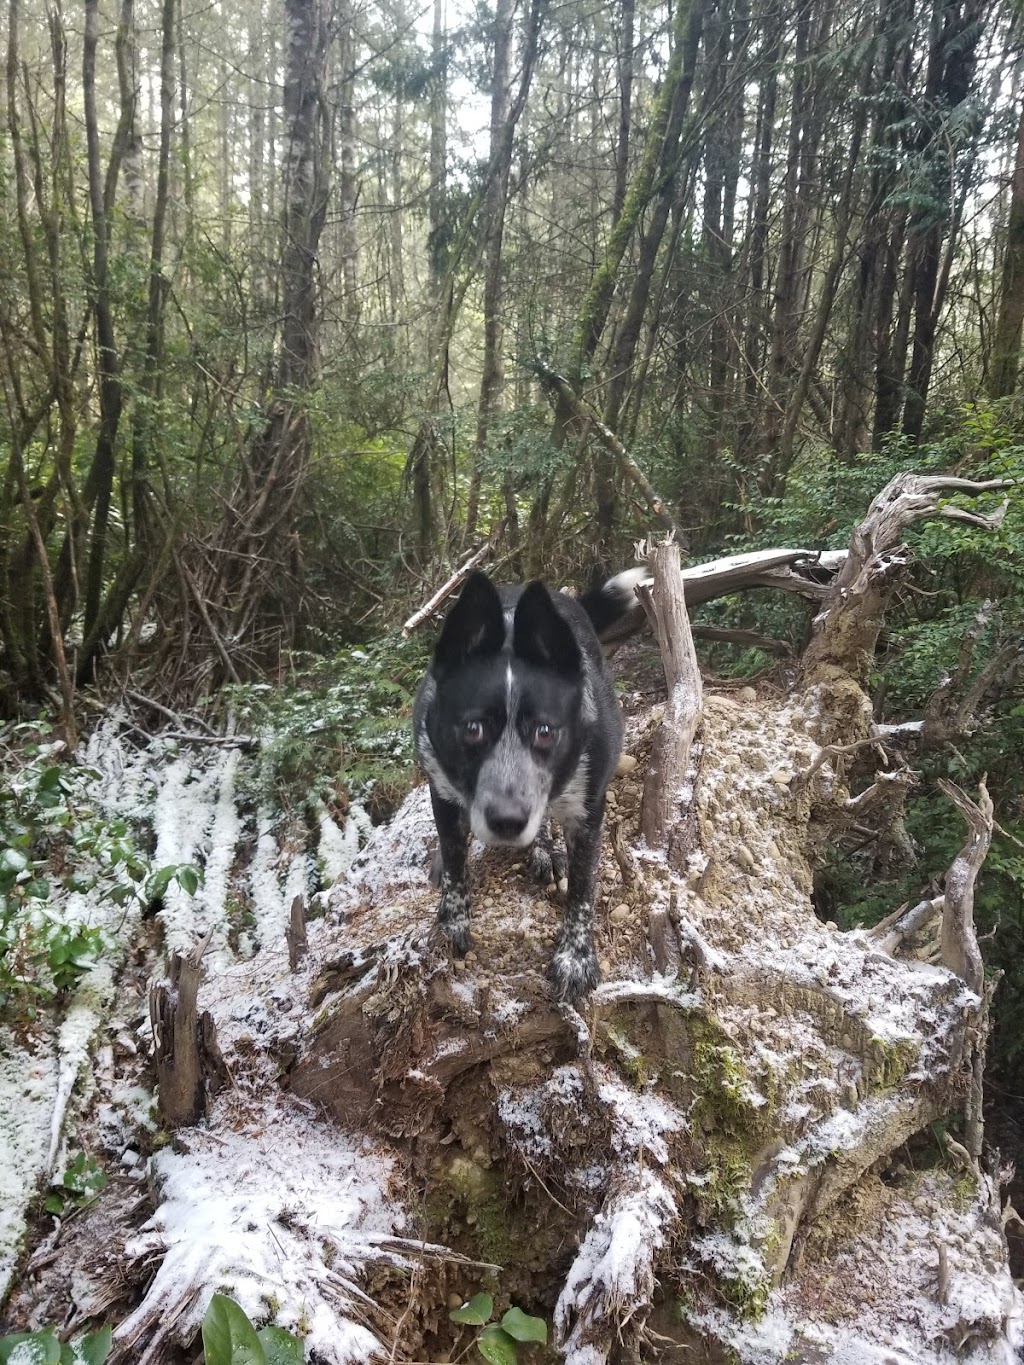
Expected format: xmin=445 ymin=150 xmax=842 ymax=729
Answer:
xmin=549 ymin=808 xmax=602 ymax=1002
xmin=429 ymin=786 xmax=472 ymax=957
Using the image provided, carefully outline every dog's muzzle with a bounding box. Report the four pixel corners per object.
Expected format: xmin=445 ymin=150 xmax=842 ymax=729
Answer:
xmin=471 ymin=799 xmax=541 ymax=848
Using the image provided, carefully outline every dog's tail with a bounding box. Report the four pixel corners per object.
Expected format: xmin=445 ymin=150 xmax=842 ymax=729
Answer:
xmin=580 ymin=567 xmax=652 ymax=641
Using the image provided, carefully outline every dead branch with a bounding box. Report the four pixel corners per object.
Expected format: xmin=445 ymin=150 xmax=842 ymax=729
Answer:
xmin=937 ymin=778 xmax=992 ymax=996
xmin=638 ymin=540 xmax=703 ymax=867
xmin=803 ymin=473 xmax=1012 ymax=685
xmin=691 ymin=624 xmax=792 ymax=655
xmin=402 ymin=520 xmax=506 ymax=636
xmin=870 ymin=895 xmax=945 ymax=956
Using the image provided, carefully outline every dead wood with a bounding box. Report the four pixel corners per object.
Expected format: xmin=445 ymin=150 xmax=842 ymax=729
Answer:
xmin=286 ymin=893 xmax=308 ymax=970
xmin=937 ymin=777 xmax=992 ymax=995
xmin=149 ymin=939 xmax=226 ymax=1127
xmin=638 ymin=540 xmax=703 ymax=866
xmin=401 ymin=520 xmax=506 ymax=636
xmin=803 ymin=473 xmax=1010 ymax=686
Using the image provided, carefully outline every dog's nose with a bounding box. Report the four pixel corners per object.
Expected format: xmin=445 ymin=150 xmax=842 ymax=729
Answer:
xmin=485 ymin=804 xmax=530 ymax=842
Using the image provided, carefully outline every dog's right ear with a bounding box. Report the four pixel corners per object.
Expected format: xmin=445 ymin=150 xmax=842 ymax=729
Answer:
xmin=432 ymin=571 xmax=505 ymax=674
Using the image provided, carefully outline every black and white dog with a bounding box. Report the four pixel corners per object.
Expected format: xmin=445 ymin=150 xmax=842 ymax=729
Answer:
xmin=413 ymin=567 xmax=646 ymax=1002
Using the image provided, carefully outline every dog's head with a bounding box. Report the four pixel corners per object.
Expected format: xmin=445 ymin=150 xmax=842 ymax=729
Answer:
xmin=421 ymin=572 xmax=584 ymax=847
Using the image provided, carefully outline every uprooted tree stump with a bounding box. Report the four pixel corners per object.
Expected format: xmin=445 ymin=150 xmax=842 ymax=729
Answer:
xmin=290 ymin=472 xmax=1020 ymax=1363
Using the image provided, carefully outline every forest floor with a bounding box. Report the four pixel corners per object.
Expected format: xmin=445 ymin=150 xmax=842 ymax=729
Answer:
xmin=1 ymin=642 xmax=1022 ymax=1363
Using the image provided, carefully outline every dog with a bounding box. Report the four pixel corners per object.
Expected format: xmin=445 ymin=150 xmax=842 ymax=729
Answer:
xmin=413 ymin=567 xmax=647 ymax=1002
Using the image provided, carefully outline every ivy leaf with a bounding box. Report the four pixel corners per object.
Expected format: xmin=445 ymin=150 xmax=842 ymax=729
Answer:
xmin=201 ymin=1293 xmax=266 ymax=1365
xmin=256 ymin=1326 xmax=304 ymax=1365
xmin=476 ymin=1324 xmax=518 ymax=1365
xmin=449 ymin=1292 xmax=493 ymax=1326
xmin=0 ymin=1331 xmax=62 ymax=1364
xmin=499 ymin=1308 xmax=547 ymax=1344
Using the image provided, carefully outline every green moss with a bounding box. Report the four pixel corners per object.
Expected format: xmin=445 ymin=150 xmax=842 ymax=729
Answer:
xmin=433 ymin=1155 xmax=515 ymax=1267
xmin=868 ymin=1036 xmax=918 ymax=1090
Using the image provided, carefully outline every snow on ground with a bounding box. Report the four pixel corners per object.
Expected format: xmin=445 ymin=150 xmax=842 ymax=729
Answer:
xmin=0 ymin=716 xmax=384 ymax=1346
xmin=115 ymin=1092 xmax=410 ymax=1363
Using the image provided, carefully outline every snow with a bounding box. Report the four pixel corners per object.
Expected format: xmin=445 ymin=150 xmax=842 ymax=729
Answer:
xmin=116 ymin=1094 xmax=410 ymax=1362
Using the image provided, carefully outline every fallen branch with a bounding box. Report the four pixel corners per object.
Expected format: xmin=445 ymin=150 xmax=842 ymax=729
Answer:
xmin=870 ymin=895 xmax=945 ymax=956
xmin=401 ymin=521 xmax=505 ymax=636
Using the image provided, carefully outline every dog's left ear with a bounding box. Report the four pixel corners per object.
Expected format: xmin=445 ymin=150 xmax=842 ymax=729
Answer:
xmin=513 ymin=581 xmax=582 ymax=676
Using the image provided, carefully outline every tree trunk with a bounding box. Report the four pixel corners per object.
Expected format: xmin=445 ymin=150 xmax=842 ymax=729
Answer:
xmin=989 ymin=103 xmax=1024 ymax=398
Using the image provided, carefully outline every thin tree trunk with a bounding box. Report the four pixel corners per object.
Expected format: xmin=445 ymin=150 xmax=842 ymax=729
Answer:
xmin=989 ymin=103 xmax=1024 ymax=397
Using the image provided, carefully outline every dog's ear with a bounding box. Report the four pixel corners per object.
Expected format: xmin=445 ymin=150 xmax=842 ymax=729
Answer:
xmin=432 ymin=571 xmax=505 ymax=673
xmin=513 ymin=581 xmax=582 ymax=676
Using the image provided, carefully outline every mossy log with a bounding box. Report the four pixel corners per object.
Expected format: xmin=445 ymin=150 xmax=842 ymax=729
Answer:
xmin=290 ymin=474 xmax=1019 ymax=1363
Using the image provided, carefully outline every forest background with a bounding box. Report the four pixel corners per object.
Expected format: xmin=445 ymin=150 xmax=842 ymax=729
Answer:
xmin=4 ymin=0 xmax=1024 ymax=1261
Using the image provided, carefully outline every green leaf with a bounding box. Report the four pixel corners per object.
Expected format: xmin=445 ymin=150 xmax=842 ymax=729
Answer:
xmin=201 ymin=1293 xmax=266 ymax=1365
xmin=256 ymin=1326 xmax=304 ymax=1365
xmin=24 ymin=878 xmax=50 ymax=900
xmin=59 ymin=1327 xmax=112 ymax=1364
xmin=44 ymin=1192 xmax=65 ymax=1214
xmin=146 ymin=866 xmax=176 ymax=899
xmin=449 ymin=1292 xmax=493 ymax=1326
xmin=178 ymin=866 xmax=200 ymax=896
xmin=0 ymin=848 xmax=29 ymax=874
xmin=0 ymin=1331 xmax=62 ymax=1364
xmin=499 ymin=1308 xmax=547 ymax=1344
xmin=38 ymin=767 xmax=63 ymax=793
xmin=476 ymin=1325 xmax=518 ymax=1365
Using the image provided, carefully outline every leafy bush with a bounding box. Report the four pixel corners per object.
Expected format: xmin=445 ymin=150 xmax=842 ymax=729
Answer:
xmin=225 ymin=634 xmax=429 ymax=815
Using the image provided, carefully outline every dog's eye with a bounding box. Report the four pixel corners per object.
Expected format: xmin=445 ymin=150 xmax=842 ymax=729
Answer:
xmin=463 ymin=720 xmax=486 ymax=745
xmin=532 ymin=723 xmax=558 ymax=751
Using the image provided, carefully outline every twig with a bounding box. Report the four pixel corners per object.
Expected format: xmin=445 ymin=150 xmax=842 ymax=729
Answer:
xmin=402 ymin=521 xmax=506 ymax=636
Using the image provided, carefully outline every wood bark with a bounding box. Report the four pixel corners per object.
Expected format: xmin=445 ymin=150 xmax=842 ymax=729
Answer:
xmin=638 ymin=541 xmax=703 ymax=865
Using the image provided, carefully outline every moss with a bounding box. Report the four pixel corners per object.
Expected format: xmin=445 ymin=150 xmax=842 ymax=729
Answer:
xmin=433 ymin=1154 xmax=515 ymax=1267
xmin=868 ymin=1036 xmax=918 ymax=1090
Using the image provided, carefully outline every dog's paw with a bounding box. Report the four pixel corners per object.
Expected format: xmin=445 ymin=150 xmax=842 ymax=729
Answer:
xmin=527 ymin=841 xmax=555 ymax=885
xmin=431 ymin=887 xmax=472 ymax=957
xmin=549 ymin=941 xmax=600 ymax=1003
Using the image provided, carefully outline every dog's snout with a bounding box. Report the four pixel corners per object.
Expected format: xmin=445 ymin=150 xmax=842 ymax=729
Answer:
xmin=485 ymin=803 xmax=530 ymax=842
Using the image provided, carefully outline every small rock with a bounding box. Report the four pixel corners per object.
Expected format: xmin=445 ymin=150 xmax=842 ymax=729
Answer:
xmin=465 ymin=950 xmax=478 ymax=963
xmin=826 ymin=920 xmax=839 ymax=932
xmin=766 ymin=840 xmax=781 ymax=859
xmin=610 ymin=904 xmax=630 ymax=924
xmin=453 ymin=960 xmax=466 ymax=974
xmin=738 ymin=685 xmax=757 ymax=703
xmin=447 ymin=1293 xmax=464 ymax=1310
xmin=599 ymin=958 xmax=612 ymax=973
xmin=771 ymin=767 xmax=792 ymax=787
xmin=482 ymin=897 xmax=494 ymax=908
xmin=736 ymin=846 xmax=756 ymax=873
xmin=615 ymin=753 xmax=638 ymax=776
